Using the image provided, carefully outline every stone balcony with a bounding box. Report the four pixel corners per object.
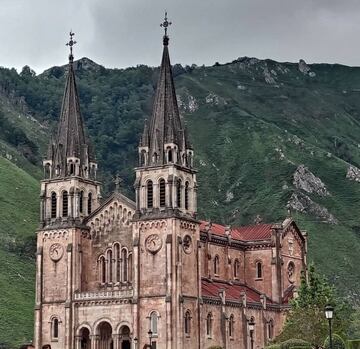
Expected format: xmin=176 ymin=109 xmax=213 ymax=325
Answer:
xmin=74 ymin=287 xmax=133 ymax=301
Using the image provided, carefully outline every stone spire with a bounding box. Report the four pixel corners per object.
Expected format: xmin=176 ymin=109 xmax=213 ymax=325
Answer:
xmin=139 ymin=12 xmax=192 ymax=168
xmin=44 ymin=32 xmax=96 ymax=179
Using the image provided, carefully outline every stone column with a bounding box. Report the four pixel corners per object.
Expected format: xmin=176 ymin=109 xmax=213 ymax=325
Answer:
xmin=90 ymin=335 xmax=99 ymax=349
xmin=113 ymin=334 xmax=120 ymax=349
xmin=75 ymin=335 xmax=82 ymax=349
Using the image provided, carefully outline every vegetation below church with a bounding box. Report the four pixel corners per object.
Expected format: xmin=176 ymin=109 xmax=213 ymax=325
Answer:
xmin=2 ymin=55 xmax=360 ymax=346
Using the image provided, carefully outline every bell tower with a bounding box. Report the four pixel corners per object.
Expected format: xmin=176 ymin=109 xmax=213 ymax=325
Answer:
xmin=34 ymin=32 xmax=101 ymax=349
xmin=40 ymin=31 xmax=101 ymax=227
xmin=133 ymin=14 xmax=200 ymax=349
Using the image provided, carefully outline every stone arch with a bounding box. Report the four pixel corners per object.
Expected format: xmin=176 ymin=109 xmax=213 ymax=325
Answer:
xmin=76 ymin=322 xmax=92 ymax=336
xmin=94 ymin=320 xmax=113 ymax=349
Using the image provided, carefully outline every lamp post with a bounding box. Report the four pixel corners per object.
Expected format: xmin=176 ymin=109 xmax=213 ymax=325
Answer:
xmin=249 ymin=319 xmax=255 ymax=349
xmin=325 ymin=305 xmax=334 ymax=349
xmin=133 ymin=337 xmax=138 ymax=349
xmin=148 ymin=329 xmax=153 ymax=349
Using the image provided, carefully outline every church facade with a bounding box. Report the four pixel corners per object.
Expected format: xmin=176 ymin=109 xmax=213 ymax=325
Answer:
xmin=33 ymin=25 xmax=307 ymax=349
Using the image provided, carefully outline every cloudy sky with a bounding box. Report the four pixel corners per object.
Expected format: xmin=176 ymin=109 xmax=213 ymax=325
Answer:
xmin=0 ymin=0 xmax=359 ymax=73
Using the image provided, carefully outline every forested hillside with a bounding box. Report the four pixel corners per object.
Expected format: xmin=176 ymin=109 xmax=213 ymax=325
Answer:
xmin=2 ymin=56 xmax=360 ymax=346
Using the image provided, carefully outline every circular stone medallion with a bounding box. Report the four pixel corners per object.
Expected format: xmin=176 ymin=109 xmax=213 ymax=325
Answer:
xmin=49 ymin=243 xmax=64 ymax=262
xmin=145 ymin=234 xmax=163 ymax=254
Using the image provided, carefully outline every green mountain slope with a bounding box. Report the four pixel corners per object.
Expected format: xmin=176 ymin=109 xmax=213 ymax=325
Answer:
xmin=0 ymin=156 xmax=38 ymax=347
xmin=2 ymin=56 xmax=360 ymax=346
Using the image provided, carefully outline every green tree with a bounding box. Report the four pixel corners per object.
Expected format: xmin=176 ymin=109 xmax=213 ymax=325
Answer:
xmin=276 ymin=263 xmax=351 ymax=348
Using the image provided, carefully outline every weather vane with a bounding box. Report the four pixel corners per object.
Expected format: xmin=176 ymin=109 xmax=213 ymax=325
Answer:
xmin=160 ymin=11 xmax=172 ymax=37
xmin=66 ymin=31 xmax=77 ymax=62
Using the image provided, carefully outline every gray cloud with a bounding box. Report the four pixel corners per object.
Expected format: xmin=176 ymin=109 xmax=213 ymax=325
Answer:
xmin=0 ymin=0 xmax=359 ymax=73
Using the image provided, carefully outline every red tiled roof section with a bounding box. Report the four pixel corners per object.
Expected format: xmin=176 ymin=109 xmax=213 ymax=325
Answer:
xmin=200 ymin=221 xmax=273 ymax=242
xmin=201 ymin=279 xmax=273 ymax=304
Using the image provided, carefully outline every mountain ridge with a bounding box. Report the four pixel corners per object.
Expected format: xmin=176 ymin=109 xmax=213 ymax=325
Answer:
xmin=1 ymin=55 xmax=360 ymax=346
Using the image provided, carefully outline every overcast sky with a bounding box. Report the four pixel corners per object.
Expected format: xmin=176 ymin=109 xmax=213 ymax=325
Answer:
xmin=1 ymin=0 xmax=359 ymax=73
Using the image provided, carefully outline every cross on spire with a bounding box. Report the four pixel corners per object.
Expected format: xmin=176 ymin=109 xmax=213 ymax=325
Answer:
xmin=160 ymin=11 xmax=172 ymax=45
xmin=66 ymin=31 xmax=77 ymax=62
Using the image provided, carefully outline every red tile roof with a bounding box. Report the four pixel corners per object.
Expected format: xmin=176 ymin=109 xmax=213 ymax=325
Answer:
xmin=200 ymin=221 xmax=273 ymax=242
xmin=201 ymin=278 xmax=273 ymax=304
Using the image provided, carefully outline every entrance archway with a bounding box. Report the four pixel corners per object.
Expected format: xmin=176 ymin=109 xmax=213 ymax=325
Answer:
xmin=120 ymin=325 xmax=131 ymax=349
xmin=98 ymin=321 xmax=113 ymax=349
xmin=79 ymin=327 xmax=91 ymax=349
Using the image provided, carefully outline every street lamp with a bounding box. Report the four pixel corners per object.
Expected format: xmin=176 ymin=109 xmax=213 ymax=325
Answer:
xmin=133 ymin=337 xmax=138 ymax=349
xmin=249 ymin=319 xmax=255 ymax=349
xmin=325 ymin=305 xmax=334 ymax=349
xmin=148 ymin=329 xmax=153 ymax=349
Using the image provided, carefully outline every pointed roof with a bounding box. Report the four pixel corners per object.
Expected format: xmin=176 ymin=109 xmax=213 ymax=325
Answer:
xmin=54 ymin=61 xmax=90 ymax=160
xmin=46 ymin=35 xmax=95 ymax=177
xmin=143 ymin=34 xmax=190 ymax=164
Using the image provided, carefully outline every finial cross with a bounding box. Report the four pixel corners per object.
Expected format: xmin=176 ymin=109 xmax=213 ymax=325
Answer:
xmin=66 ymin=31 xmax=77 ymax=62
xmin=160 ymin=11 xmax=172 ymax=37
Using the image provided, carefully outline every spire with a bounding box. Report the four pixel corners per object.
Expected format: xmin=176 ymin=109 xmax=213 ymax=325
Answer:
xmin=45 ymin=32 xmax=95 ymax=178
xmin=143 ymin=12 xmax=191 ymax=166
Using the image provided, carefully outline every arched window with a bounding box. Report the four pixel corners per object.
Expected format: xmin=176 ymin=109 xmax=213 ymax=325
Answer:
xmin=128 ymin=253 xmax=132 ymax=283
xmin=52 ymin=318 xmax=59 ymax=339
xmin=229 ymin=314 xmax=235 ymax=337
xmin=256 ymin=261 xmax=263 ymax=279
xmin=114 ymin=244 xmax=120 ymax=283
xmin=150 ymin=312 xmax=158 ymax=335
xmin=185 ymin=182 xmax=189 ymax=210
xmin=147 ymin=180 xmax=153 ymax=208
xmin=234 ymin=259 xmax=240 ymax=279
xmin=62 ymin=191 xmax=68 ymax=217
xmin=79 ymin=191 xmax=84 ymax=214
xmin=159 ymin=179 xmax=166 ymax=207
xmin=100 ymin=256 xmax=106 ymax=284
xmin=107 ymin=250 xmax=112 ymax=283
xmin=69 ymin=162 xmax=75 ymax=175
xmin=176 ymin=179 xmax=182 ymax=208
xmin=206 ymin=313 xmax=212 ymax=337
xmin=88 ymin=192 xmax=92 ymax=214
xmin=214 ymin=255 xmax=220 ymax=276
xmin=184 ymin=310 xmax=191 ymax=335
xmin=267 ymin=320 xmax=274 ymax=340
xmin=51 ymin=192 xmax=57 ymax=218
xmin=122 ymin=249 xmax=128 ymax=282
xmin=168 ymin=148 xmax=173 ymax=163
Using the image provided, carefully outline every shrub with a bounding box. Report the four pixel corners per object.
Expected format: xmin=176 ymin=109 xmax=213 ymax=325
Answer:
xmin=266 ymin=344 xmax=281 ymax=349
xmin=280 ymin=338 xmax=312 ymax=349
xmin=348 ymin=340 xmax=360 ymax=349
xmin=324 ymin=334 xmax=346 ymax=349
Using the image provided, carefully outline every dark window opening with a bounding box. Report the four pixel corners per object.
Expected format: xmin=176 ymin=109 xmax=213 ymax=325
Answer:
xmin=53 ymin=318 xmax=59 ymax=338
xmin=88 ymin=193 xmax=92 ymax=214
xmin=176 ymin=179 xmax=181 ymax=208
xmin=185 ymin=182 xmax=189 ymax=210
xmin=147 ymin=181 xmax=153 ymax=208
xmin=159 ymin=179 xmax=166 ymax=207
xmin=79 ymin=191 xmax=84 ymax=214
xmin=62 ymin=191 xmax=68 ymax=217
xmin=51 ymin=192 xmax=57 ymax=218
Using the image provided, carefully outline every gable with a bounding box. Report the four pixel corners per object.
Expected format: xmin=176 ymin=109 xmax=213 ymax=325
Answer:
xmin=86 ymin=193 xmax=136 ymax=241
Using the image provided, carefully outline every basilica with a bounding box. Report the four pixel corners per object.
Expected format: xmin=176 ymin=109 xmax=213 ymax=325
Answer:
xmin=33 ymin=19 xmax=307 ymax=349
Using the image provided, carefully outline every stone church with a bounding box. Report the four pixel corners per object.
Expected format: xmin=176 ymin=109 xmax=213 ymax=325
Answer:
xmin=33 ymin=21 xmax=307 ymax=349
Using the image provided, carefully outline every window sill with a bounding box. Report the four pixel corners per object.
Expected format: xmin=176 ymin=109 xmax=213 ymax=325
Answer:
xmin=255 ymin=278 xmax=263 ymax=281
xmin=51 ymin=339 xmax=59 ymax=342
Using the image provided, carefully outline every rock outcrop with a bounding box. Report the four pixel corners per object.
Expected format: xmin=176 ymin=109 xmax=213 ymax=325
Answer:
xmin=288 ymin=192 xmax=337 ymax=224
xmin=346 ymin=165 xmax=360 ymax=182
xmin=293 ymin=165 xmax=329 ymax=196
